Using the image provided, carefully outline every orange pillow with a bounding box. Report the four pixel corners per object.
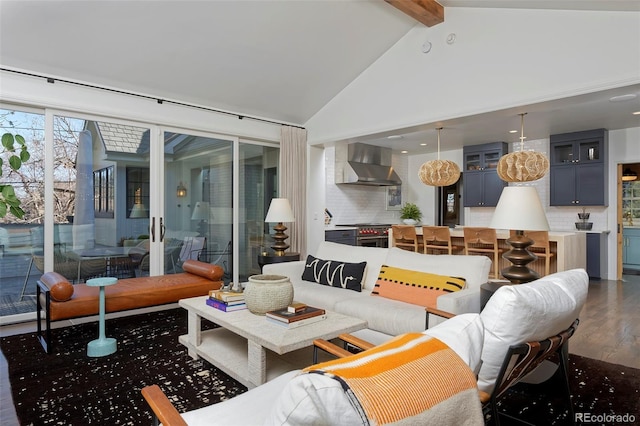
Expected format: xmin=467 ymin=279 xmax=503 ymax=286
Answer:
xmin=371 ymin=265 xmax=466 ymax=309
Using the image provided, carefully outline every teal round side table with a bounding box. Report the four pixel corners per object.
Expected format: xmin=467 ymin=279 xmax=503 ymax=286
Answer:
xmin=86 ymin=277 xmax=118 ymax=357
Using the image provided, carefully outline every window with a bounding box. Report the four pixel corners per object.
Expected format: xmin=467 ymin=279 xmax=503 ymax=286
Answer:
xmin=93 ymin=166 xmax=114 ymax=218
xmin=126 ymin=167 xmax=149 ymax=218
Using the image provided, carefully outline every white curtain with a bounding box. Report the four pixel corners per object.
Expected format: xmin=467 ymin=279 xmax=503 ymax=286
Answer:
xmin=279 ymin=126 xmax=307 ymax=258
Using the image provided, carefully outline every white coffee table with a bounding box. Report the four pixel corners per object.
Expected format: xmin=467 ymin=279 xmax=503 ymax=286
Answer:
xmin=178 ymin=296 xmax=367 ymax=388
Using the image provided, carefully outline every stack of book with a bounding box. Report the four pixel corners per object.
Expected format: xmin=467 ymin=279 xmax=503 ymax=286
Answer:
xmin=265 ymin=303 xmax=326 ymax=328
xmin=206 ymin=290 xmax=246 ymax=312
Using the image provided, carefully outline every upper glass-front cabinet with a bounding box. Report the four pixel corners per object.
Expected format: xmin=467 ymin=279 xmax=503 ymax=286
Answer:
xmin=550 ymin=130 xmax=606 ymax=165
xmin=463 ymin=144 xmax=505 ymax=171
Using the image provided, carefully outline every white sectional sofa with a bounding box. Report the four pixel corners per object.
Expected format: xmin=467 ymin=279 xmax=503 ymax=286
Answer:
xmin=262 ymin=241 xmax=492 ymax=343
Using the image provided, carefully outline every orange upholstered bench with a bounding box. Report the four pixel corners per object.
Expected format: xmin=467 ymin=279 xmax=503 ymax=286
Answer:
xmin=36 ymin=259 xmax=224 ymax=353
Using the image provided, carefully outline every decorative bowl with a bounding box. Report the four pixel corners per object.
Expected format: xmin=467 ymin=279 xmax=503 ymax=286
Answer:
xmin=243 ymin=274 xmax=293 ymax=315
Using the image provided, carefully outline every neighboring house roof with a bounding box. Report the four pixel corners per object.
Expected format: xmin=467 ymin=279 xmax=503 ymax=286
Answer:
xmin=86 ymin=121 xmax=226 ymax=159
xmin=93 ymin=121 xmax=150 ymax=155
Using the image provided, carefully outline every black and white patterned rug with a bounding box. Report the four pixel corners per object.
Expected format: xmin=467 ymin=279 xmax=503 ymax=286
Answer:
xmin=1 ymin=308 xmax=638 ymax=425
xmin=0 ymin=308 xmax=247 ymax=425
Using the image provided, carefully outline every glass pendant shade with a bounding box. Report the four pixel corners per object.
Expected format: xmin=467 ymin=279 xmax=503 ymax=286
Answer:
xmin=497 ymin=113 xmax=549 ymax=183
xmin=419 ymin=128 xmax=461 ymax=187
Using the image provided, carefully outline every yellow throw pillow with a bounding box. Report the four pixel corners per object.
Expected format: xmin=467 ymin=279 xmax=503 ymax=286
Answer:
xmin=372 ymin=265 xmax=466 ymax=308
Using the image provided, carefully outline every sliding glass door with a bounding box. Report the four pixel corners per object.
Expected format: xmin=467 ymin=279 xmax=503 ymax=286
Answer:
xmin=162 ymin=130 xmax=279 ymax=283
xmin=238 ymin=142 xmax=280 ymax=280
xmin=162 ymin=130 xmax=233 ymax=280
xmin=0 ymin=105 xmax=280 ymax=321
xmin=0 ymin=106 xmax=46 ymax=318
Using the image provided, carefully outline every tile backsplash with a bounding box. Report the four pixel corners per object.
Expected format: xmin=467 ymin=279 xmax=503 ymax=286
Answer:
xmin=325 ymin=146 xmax=408 ymax=224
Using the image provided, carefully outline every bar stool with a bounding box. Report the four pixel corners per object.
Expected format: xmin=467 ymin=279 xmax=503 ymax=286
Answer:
xmin=509 ymin=230 xmax=555 ymax=276
xmin=422 ymin=226 xmax=464 ymax=255
xmin=463 ymin=227 xmax=505 ymax=279
xmin=391 ymin=225 xmax=422 ymax=252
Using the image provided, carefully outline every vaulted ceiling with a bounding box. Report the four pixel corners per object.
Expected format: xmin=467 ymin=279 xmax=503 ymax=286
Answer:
xmin=1 ymin=0 xmax=639 ymax=152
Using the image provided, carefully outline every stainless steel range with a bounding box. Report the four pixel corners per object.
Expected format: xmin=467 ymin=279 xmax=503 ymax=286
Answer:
xmin=337 ymin=224 xmax=391 ymax=248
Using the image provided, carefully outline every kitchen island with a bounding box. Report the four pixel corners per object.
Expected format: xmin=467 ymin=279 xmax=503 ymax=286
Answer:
xmin=388 ymin=227 xmax=586 ymax=277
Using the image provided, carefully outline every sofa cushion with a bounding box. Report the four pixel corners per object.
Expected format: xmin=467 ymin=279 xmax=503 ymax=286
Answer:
xmin=372 ymin=264 xmax=465 ymax=308
xmin=384 ymin=247 xmax=491 ymax=290
xmin=301 ymin=254 xmax=365 ymax=291
xmin=291 ymin=279 xmax=364 ymax=311
xmin=334 ymin=294 xmax=427 ymax=336
xmin=477 ymin=269 xmax=588 ymax=394
xmin=314 ymin=241 xmax=389 ymax=290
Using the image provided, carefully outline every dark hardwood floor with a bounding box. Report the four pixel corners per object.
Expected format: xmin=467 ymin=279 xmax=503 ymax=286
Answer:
xmin=1 ymin=276 xmax=638 ymax=425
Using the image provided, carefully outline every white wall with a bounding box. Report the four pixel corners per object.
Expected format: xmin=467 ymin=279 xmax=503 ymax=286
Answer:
xmin=305 ymin=8 xmax=640 ymax=144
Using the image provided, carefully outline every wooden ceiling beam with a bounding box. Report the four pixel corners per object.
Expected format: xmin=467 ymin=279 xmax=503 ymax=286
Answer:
xmin=384 ymin=0 xmax=444 ymax=27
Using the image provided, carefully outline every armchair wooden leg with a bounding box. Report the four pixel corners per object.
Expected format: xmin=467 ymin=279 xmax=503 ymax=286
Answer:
xmin=141 ymin=385 xmax=187 ymax=426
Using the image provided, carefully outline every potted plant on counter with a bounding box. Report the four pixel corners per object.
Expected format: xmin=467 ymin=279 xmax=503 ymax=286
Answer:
xmin=400 ymin=202 xmax=422 ymax=225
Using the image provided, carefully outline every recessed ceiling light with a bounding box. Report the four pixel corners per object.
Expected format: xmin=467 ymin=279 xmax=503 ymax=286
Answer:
xmin=509 ymin=130 xmax=518 ymax=134
xmin=387 ymin=135 xmax=403 ymax=140
xmin=401 ymin=150 xmax=408 ymax=154
xmin=633 ymin=111 xmax=640 ymax=115
xmin=420 ymin=143 xmax=427 ymax=146
xmin=609 ymin=94 xmax=637 ymax=102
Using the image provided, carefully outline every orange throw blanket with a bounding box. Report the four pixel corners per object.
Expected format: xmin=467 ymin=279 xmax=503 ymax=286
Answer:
xmin=304 ymin=333 xmax=483 ymax=425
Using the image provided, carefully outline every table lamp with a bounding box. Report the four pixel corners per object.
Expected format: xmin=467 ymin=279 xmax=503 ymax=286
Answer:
xmin=191 ymin=201 xmax=210 ymax=236
xmin=265 ymin=198 xmax=295 ymax=256
xmin=489 ymin=186 xmax=549 ymax=283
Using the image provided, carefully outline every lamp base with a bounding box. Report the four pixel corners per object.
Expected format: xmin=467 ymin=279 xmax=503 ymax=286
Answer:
xmin=270 ymin=222 xmax=290 ymax=256
xmin=501 ymin=231 xmax=539 ymax=284
xmin=196 ymin=220 xmax=208 ymax=237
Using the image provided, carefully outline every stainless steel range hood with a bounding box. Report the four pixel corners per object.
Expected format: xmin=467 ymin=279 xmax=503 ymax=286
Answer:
xmin=335 ymin=143 xmax=402 ymax=186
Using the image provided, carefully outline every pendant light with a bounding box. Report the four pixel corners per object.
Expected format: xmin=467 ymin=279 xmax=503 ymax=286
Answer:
xmin=419 ymin=127 xmax=461 ymax=187
xmin=497 ymin=113 xmax=549 ymax=183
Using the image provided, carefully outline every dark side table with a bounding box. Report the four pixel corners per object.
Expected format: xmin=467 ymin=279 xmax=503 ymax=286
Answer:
xmin=258 ymin=252 xmax=300 ymax=271
xmin=480 ymin=281 xmax=512 ymax=310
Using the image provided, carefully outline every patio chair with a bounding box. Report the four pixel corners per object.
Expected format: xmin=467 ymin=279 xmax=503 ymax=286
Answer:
xmin=21 ymin=227 xmax=104 ymax=298
xmin=137 ymin=240 xmax=184 ymax=275
xmin=195 ymin=241 xmax=231 ymax=280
